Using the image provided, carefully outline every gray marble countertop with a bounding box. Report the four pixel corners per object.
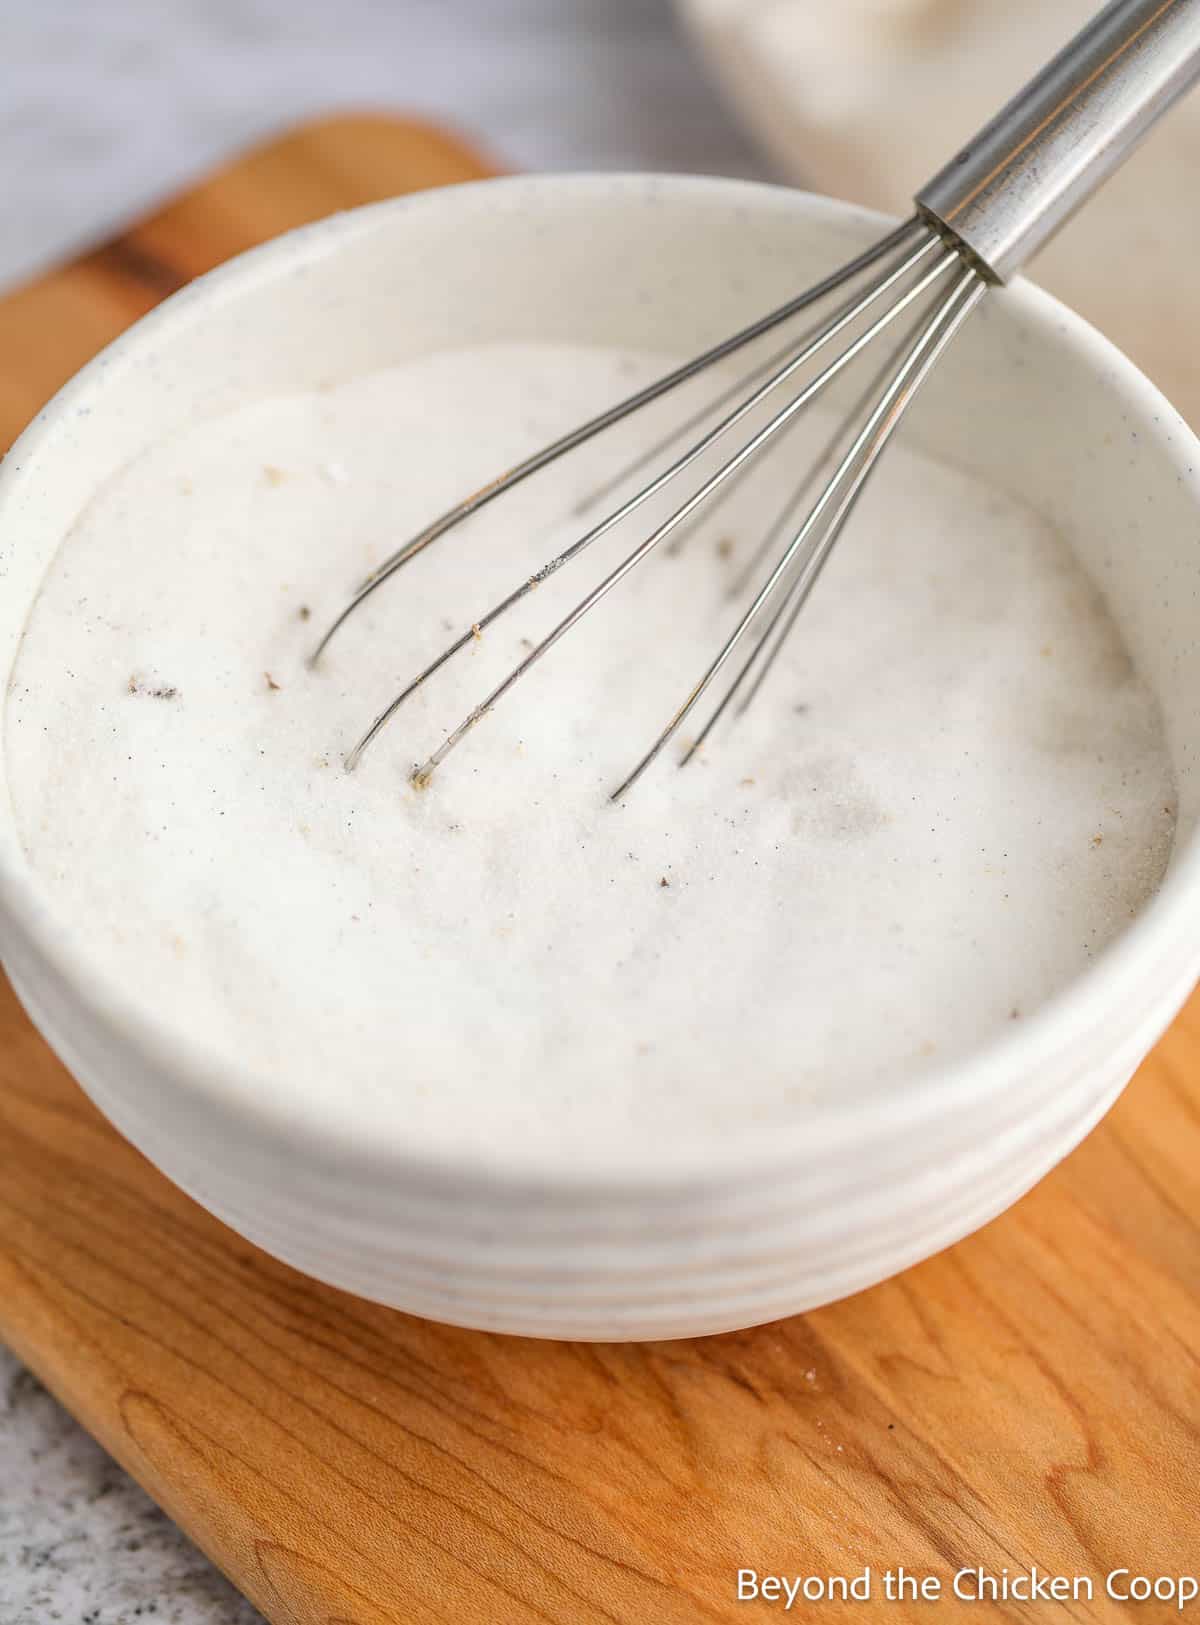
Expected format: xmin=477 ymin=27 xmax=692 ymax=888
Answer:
xmin=0 ymin=4 xmax=765 ymax=1621
xmin=0 ymin=1363 xmax=260 ymax=1624
xmin=1 ymin=0 xmax=766 ymax=294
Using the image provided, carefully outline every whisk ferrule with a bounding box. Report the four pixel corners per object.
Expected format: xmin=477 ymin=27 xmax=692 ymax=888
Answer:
xmin=917 ymin=0 xmax=1200 ymax=281
xmin=311 ymin=0 xmax=1200 ymax=797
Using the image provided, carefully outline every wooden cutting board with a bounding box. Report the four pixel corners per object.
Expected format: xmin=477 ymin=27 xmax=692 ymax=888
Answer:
xmin=2 ymin=115 xmax=1200 ymax=1625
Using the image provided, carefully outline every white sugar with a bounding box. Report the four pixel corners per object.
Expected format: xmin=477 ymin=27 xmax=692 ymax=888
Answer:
xmin=4 ymin=341 xmax=1176 ymax=1162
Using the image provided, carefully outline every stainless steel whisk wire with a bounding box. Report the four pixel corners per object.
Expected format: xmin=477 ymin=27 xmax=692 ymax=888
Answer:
xmin=337 ymin=222 xmax=949 ymax=780
xmin=310 ymin=216 xmax=922 ymax=664
xmin=311 ymin=0 xmax=1200 ymax=797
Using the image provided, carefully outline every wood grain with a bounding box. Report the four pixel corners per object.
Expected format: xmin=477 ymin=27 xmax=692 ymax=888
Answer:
xmin=2 ymin=114 xmax=1199 ymax=1625
xmin=0 ymin=114 xmax=496 ymax=443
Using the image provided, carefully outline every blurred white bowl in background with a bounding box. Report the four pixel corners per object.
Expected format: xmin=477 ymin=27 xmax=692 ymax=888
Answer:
xmin=675 ymin=0 xmax=1200 ymax=422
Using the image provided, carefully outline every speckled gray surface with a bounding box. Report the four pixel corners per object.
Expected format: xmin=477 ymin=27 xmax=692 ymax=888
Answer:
xmin=0 ymin=1356 xmax=263 ymax=1624
xmin=0 ymin=4 xmax=764 ymax=1620
xmin=0 ymin=0 xmax=766 ymax=293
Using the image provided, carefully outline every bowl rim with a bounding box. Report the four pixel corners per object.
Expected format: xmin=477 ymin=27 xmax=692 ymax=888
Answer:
xmin=2 ymin=168 xmax=1199 ymax=1192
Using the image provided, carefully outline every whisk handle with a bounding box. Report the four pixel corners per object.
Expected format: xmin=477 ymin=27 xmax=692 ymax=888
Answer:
xmin=916 ymin=0 xmax=1200 ymax=282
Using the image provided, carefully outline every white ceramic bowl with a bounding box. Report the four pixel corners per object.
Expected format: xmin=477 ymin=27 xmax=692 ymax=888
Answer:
xmin=2 ymin=175 xmax=1200 ymax=1341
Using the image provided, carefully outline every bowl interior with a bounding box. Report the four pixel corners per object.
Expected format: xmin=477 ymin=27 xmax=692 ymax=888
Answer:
xmin=1 ymin=174 xmax=1199 ymax=1172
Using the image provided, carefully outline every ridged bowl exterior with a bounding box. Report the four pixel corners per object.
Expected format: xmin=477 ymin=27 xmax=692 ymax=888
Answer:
xmin=2 ymin=177 xmax=1199 ymax=1340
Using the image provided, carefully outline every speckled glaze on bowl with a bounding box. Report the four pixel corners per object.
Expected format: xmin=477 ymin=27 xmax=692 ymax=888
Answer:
xmin=2 ymin=175 xmax=1199 ymax=1340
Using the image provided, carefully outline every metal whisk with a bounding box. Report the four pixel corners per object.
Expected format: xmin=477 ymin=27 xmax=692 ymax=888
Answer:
xmin=313 ymin=0 xmax=1200 ymax=797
